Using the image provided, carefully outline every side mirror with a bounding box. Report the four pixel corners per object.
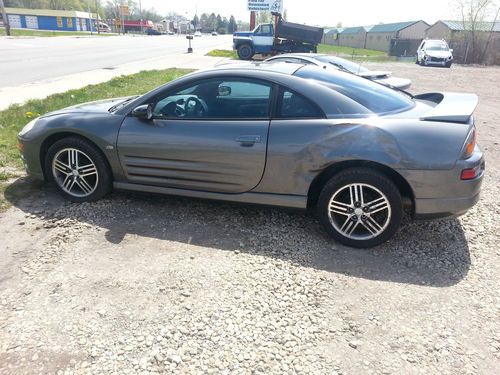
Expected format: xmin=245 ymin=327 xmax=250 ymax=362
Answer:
xmin=218 ymin=85 xmax=232 ymax=97
xmin=132 ymin=104 xmax=153 ymax=120
xmin=450 ymin=48 xmax=454 ymax=53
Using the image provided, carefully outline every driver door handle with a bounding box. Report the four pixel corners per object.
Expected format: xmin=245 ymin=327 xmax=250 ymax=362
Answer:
xmin=236 ymin=135 xmax=261 ymax=146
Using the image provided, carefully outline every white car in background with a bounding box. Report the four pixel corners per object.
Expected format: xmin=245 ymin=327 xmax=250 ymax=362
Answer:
xmin=194 ymin=31 xmax=202 ymax=37
xmin=417 ymin=39 xmax=453 ymax=68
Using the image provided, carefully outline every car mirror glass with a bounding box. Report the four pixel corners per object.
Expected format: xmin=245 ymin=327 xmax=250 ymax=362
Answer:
xmin=132 ymin=104 xmax=154 ymax=120
xmin=218 ymin=85 xmax=232 ymax=97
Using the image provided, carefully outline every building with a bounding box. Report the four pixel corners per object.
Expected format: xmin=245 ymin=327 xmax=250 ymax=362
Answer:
xmin=365 ymin=20 xmax=429 ymax=52
xmin=4 ymin=7 xmax=96 ymax=32
xmin=426 ymin=20 xmax=500 ymax=64
xmin=337 ymin=26 xmax=372 ymax=49
xmin=426 ymin=20 xmax=500 ymax=40
xmin=322 ymin=27 xmax=343 ymax=45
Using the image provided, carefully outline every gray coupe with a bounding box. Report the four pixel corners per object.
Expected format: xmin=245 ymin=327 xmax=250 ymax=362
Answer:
xmin=17 ymin=63 xmax=484 ymax=248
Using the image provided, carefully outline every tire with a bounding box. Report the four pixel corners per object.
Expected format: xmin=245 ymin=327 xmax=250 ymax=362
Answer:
xmin=44 ymin=137 xmax=112 ymax=203
xmin=237 ymin=44 xmax=254 ymax=60
xmin=317 ymin=168 xmax=403 ymax=248
xmin=446 ymin=61 xmax=452 ymax=68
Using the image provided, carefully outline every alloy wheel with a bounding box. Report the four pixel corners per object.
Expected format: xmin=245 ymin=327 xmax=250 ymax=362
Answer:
xmin=328 ymin=183 xmax=392 ymax=240
xmin=52 ymin=148 xmax=99 ymax=197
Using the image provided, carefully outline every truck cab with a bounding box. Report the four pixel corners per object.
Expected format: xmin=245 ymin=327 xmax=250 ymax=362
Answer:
xmin=233 ymin=16 xmax=323 ymax=60
xmin=233 ymin=23 xmax=275 ymax=59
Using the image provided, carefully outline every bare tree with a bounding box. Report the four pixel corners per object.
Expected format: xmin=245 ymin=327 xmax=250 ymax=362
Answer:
xmin=455 ymin=0 xmax=497 ymax=63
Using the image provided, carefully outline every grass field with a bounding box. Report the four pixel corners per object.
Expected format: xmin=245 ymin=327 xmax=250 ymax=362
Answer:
xmin=0 ymin=27 xmax=116 ymax=37
xmin=206 ymin=49 xmax=238 ymax=58
xmin=0 ymin=68 xmax=193 ymax=210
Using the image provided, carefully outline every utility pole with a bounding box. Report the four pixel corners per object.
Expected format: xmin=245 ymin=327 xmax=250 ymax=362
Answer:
xmin=0 ymin=0 xmax=11 ymax=36
xmin=139 ymin=0 xmax=143 ymax=34
xmin=95 ymin=0 xmax=100 ymax=34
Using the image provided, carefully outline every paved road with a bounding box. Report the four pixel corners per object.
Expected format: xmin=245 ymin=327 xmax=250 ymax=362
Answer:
xmin=0 ymin=34 xmax=232 ymax=88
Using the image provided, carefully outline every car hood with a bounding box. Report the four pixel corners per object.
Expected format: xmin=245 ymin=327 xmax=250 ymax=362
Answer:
xmin=425 ymin=50 xmax=452 ymax=58
xmin=41 ymin=97 xmax=135 ymax=117
xmin=233 ymin=31 xmax=253 ymax=38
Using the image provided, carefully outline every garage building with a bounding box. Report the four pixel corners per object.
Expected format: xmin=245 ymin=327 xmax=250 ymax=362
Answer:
xmin=365 ymin=20 xmax=429 ymax=52
xmin=4 ymin=7 xmax=96 ymax=32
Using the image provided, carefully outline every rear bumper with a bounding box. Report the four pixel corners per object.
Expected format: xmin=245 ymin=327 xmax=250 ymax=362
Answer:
xmin=414 ymin=191 xmax=481 ymax=219
xmin=400 ymin=146 xmax=485 ymax=219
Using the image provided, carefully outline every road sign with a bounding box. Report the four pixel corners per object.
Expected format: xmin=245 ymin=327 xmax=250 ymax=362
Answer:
xmin=119 ymin=5 xmax=129 ymax=16
xmin=247 ymin=0 xmax=284 ymax=13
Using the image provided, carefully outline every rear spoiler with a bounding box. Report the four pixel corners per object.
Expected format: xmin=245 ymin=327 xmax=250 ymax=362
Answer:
xmin=416 ymin=92 xmax=478 ymax=123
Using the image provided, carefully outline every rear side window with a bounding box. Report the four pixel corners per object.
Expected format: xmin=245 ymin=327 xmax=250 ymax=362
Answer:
xmin=276 ymin=89 xmax=324 ymax=119
xmin=295 ymin=66 xmax=414 ymax=115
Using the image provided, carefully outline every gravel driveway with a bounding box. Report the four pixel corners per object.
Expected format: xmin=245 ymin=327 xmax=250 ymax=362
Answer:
xmin=1 ymin=63 xmax=499 ymax=375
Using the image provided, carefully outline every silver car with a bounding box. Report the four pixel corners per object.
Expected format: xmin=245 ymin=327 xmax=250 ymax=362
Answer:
xmin=265 ymin=53 xmax=412 ymax=90
xmin=17 ymin=63 xmax=484 ymax=248
xmin=417 ymin=39 xmax=454 ymax=67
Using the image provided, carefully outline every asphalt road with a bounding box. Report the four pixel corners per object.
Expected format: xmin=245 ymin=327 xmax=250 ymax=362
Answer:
xmin=0 ymin=34 xmax=232 ymax=88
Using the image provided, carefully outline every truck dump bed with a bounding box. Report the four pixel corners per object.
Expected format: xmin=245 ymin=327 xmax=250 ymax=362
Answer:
xmin=276 ymin=19 xmax=324 ymax=45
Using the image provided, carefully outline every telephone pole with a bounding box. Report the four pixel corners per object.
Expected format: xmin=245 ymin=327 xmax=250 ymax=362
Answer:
xmin=0 ymin=0 xmax=11 ymax=36
xmin=95 ymin=0 xmax=100 ymax=34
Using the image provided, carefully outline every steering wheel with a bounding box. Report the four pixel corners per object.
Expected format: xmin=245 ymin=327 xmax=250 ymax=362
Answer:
xmin=185 ymin=96 xmax=208 ymax=117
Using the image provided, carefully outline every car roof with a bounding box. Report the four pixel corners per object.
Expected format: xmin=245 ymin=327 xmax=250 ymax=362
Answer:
xmin=207 ymin=61 xmax=305 ymax=76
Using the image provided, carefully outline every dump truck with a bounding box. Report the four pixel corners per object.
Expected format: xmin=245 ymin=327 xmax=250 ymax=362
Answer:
xmin=232 ymin=14 xmax=324 ymax=60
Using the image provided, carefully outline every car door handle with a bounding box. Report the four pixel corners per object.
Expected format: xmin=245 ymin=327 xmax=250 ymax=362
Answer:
xmin=236 ymin=135 xmax=261 ymax=145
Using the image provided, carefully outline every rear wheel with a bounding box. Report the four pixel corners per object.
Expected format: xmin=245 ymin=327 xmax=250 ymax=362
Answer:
xmin=318 ymin=168 xmax=403 ymax=248
xmin=45 ymin=137 xmax=112 ymax=202
xmin=237 ymin=44 xmax=254 ymax=60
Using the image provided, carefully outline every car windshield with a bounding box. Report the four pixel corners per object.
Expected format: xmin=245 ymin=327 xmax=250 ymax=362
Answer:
xmin=294 ymin=66 xmax=414 ymax=115
xmin=426 ymin=43 xmax=449 ymax=51
xmin=315 ymin=55 xmax=370 ymax=73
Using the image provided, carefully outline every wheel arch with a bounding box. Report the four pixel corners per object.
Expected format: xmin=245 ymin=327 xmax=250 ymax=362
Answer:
xmin=307 ymin=160 xmax=415 ymax=210
xmin=39 ymin=132 xmax=113 ymax=181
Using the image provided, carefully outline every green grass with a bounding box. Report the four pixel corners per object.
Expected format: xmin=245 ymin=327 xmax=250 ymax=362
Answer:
xmin=317 ymin=44 xmax=385 ymax=57
xmin=0 ymin=27 xmax=116 ymax=37
xmin=206 ymin=49 xmax=238 ymax=58
xmin=0 ymin=68 xmax=193 ymax=210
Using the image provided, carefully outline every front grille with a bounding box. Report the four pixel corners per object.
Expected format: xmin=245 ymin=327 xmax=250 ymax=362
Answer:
xmin=429 ymin=57 xmax=445 ymax=62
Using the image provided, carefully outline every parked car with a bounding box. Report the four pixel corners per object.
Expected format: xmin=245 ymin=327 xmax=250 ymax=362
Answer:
xmin=211 ymin=31 xmax=218 ymax=36
xmin=145 ymin=28 xmax=161 ymax=36
xmin=167 ymin=31 xmax=175 ymax=35
xmin=194 ymin=31 xmax=202 ymax=37
xmin=265 ymin=53 xmax=412 ymax=90
xmin=17 ymin=63 xmax=483 ymax=248
xmin=417 ymin=39 xmax=453 ymax=67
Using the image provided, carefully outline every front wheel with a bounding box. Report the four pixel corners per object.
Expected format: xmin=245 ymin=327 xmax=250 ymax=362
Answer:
xmin=446 ymin=61 xmax=452 ymax=68
xmin=45 ymin=137 xmax=112 ymax=202
xmin=237 ymin=44 xmax=254 ymax=60
xmin=318 ymin=168 xmax=403 ymax=248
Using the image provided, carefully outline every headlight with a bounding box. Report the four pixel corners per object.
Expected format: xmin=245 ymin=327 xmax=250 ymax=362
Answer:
xmin=18 ymin=118 xmax=38 ymax=136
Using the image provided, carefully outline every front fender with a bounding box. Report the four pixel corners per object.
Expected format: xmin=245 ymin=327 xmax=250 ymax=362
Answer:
xmin=19 ymin=113 xmax=126 ymax=181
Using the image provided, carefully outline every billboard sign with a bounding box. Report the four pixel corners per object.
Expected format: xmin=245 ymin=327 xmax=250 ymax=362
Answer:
xmin=247 ymin=0 xmax=284 ymax=13
xmin=119 ymin=5 xmax=130 ymax=16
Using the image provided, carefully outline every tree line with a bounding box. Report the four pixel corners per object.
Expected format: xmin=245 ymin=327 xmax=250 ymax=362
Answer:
xmin=191 ymin=13 xmax=238 ymax=34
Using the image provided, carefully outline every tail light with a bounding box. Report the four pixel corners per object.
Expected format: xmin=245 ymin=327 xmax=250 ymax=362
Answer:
xmin=462 ymin=128 xmax=476 ymax=159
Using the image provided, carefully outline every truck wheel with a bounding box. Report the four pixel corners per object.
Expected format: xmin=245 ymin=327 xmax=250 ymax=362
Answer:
xmin=237 ymin=44 xmax=254 ymax=60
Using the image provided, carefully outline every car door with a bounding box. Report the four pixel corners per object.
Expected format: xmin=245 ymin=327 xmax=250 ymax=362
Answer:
xmin=117 ymin=77 xmax=273 ymax=194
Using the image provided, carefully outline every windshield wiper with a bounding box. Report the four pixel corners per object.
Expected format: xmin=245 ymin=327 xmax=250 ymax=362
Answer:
xmin=108 ymin=96 xmax=139 ymax=112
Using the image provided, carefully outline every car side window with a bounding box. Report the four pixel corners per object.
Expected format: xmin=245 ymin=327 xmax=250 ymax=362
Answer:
xmin=152 ymin=78 xmax=272 ymax=120
xmin=276 ymin=88 xmax=324 ymax=119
